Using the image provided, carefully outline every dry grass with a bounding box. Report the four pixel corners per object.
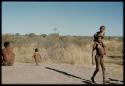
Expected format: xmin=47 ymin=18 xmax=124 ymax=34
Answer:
xmin=2 ymin=34 xmax=123 ymax=66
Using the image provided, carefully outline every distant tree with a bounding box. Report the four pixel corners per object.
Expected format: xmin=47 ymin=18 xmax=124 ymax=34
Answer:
xmin=28 ymin=33 xmax=36 ymax=37
xmin=40 ymin=34 xmax=47 ymax=37
xmin=15 ymin=33 xmax=20 ymax=36
xmin=25 ymin=34 xmax=28 ymax=36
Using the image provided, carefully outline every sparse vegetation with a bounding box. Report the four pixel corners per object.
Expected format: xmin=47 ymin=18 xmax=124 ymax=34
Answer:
xmin=2 ymin=33 xmax=123 ymax=66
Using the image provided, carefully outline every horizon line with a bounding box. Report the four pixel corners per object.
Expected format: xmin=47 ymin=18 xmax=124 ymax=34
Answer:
xmin=2 ymin=33 xmax=123 ymax=37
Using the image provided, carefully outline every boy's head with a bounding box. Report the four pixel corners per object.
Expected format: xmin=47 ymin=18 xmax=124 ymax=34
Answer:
xmin=97 ymin=36 xmax=103 ymax=42
xmin=4 ymin=42 xmax=10 ymax=48
xmin=35 ymin=48 xmax=38 ymax=52
xmin=99 ymin=26 xmax=105 ymax=32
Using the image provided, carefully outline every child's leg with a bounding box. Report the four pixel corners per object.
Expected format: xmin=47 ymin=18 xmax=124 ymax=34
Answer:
xmin=100 ymin=56 xmax=105 ymax=84
xmin=35 ymin=61 xmax=39 ymax=65
xmin=34 ymin=58 xmax=39 ymax=65
xmin=91 ymin=55 xmax=100 ymax=83
xmin=36 ymin=59 xmax=40 ymax=66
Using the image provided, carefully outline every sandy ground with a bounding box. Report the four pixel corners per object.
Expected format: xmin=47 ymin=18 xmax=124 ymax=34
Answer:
xmin=2 ymin=62 xmax=123 ymax=84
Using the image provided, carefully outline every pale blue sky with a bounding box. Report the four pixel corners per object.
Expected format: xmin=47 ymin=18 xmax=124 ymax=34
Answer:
xmin=2 ymin=2 xmax=123 ymax=36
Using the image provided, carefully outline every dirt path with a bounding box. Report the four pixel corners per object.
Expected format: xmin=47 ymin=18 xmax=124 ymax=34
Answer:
xmin=2 ymin=62 xmax=123 ymax=84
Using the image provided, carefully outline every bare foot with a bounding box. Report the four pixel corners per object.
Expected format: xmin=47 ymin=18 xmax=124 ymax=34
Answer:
xmin=103 ymin=81 xmax=106 ymax=84
xmin=91 ymin=77 xmax=96 ymax=83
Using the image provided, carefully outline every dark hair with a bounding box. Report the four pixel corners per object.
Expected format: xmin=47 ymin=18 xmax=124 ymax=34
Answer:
xmin=100 ymin=26 xmax=105 ymax=30
xmin=97 ymin=36 xmax=103 ymax=39
xmin=35 ymin=48 xmax=38 ymax=52
xmin=4 ymin=42 xmax=10 ymax=48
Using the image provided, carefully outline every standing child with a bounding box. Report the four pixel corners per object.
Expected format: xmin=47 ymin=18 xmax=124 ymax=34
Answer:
xmin=91 ymin=36 xmax=106 ymax=84
xmin=32 ymin=48 xmax=42 ymax=66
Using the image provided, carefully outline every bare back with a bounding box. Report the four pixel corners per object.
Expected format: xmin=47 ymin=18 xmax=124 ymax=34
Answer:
xmin=2 ymin=48 xmax=15 ymax=66
xmin=33 ymin=52 xmax=41 ymax=63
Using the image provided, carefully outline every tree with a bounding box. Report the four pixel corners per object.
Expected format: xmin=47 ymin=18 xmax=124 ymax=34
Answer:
xmin=40 ymin=34 xmax=47 ymax=37
xmin=28 ymin=33 xmax=36 ymax=37
xmin=15 ymin=33 xmax=20 ymax=36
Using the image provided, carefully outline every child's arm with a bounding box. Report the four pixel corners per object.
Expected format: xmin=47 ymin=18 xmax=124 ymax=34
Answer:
xmin=104 ymin=46 xmax=106 ymax=55
xmin=92 ymin=42 xmax=96 ymax=65
xmin=103 ymin=43 xmax=106 ymax=55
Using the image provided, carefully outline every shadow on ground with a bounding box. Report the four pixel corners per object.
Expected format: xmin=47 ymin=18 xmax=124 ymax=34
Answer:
xmin=45 ymin=67 xmax=123 ymax=84
xmin=45 ymin=67 xmax=93 ymax=84
xmin=105 ymin=78 xmax=123 ymax=84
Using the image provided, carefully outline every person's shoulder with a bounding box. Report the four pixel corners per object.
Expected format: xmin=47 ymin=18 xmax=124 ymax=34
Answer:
xmin=94 ymin=31 xmax=99 ymax=35
xmin=97 ymin=31 xmax=100 ymax=33
xmin=94 ymin=31 xmax=101 ymax=37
